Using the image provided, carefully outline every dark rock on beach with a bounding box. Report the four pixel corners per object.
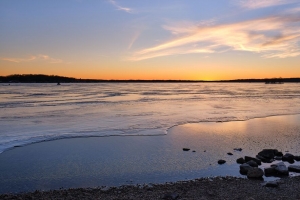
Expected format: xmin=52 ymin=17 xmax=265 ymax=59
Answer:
xmin=294 ymin=156 xmax=300 ymax=161
xmin=234 ymin=148 xmax=242 ymax=151
xmin=258 ymin=149 xmax=278 ymax=159
xmin=218 ymin=160 xmax=226 ymax=164
xmin=245 ymin=156 xmax=261 ymax=165
xmin=247 ymin=167 xmax=264 ymax=179
xmin=256 ymin=154 xmax=272 ymax=163
xmin=227 ymin=152 xmax=233 ymax=155
xmin=288 ymin=165 xmax=300 ymax=173
xmin=247 ymin=160 xmax=258 ymax=167
xmin=274 ymin=156 xmax=282 ymax=160
xmin=265 ymin=181 xmax=279 ymax=188
xmin=282 ymin=153 xmax=294 ymax=163
xmin=240 ymin=163 xmax=252 ymax=174
xmin=264 ymin=167 xmax=277 ymax=176
xmin=271 ymin=162 xmax=289 ymax=176
xmin=236 ymin=157 xmax=245 ymax=164
xmin=182 ymin=148 xmax=190 ymax=151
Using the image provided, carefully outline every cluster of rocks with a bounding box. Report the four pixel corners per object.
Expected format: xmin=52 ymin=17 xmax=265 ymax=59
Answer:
xmin=236 ymin=149 xmax=300 ymax=179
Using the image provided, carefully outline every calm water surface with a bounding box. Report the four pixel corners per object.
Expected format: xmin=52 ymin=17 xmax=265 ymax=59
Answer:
xmin=1 ymin=82 xmax=300 ymax=153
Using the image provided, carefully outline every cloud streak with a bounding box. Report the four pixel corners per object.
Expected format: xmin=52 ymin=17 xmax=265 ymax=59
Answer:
xmin=128 ymin=14 xmax=300 ymax=61
xmin=237 ymin=0 xmax=299 ymax=9
xmin=108 ymin=0 xmax=132 ymax=13
xmin=1 ymin=54 xmax=64 ymax=63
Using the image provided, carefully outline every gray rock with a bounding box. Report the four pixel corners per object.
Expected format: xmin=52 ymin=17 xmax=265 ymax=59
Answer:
xmin=294 ymin=156 xmax=300 ymax=161
xmin=275 ymin=151 xmax=283 ymax=157
xmin=247 ymin=167 xmax=264 ymax=179
xmin=218 ymin=160 xmax=226 ymax=164
xmin=258 ymin=149 xmax=278 ymax=159
xmin=245 ymin=156 xmax=262 ymax=165
xmin=265 ymin=181 xmax=279 ymax=187
xmin=282 ymin=153 xmax=294 ymax=162
xmin=240 ymin=163 xmax=253 ymax=174
xmin=271 ymin=162 xmax=289 ymax=175
xmin=256 ymin=154 xmax=272 ymax=163
xmin=237 ymin=157 xmax=245 ymax=164
xmin=288 ymin=165 xmax=300 ymax=173
xmin=264 ymin=167 xmax=277 ymax=176
xmin=247 ymin=160 xmax=258 ymax=167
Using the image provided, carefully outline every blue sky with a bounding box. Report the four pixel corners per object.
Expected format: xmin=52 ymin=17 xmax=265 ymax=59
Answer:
xmin=1 ymin=0 xmax=300 ymax=80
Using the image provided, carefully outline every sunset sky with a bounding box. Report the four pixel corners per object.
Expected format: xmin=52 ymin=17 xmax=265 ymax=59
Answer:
xmin=1 ymin=0 xmax=300 ymax=80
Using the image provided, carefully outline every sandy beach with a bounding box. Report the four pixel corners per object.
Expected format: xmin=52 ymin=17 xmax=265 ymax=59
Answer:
xmin=1 ymin=176 xmax=300 ymax=199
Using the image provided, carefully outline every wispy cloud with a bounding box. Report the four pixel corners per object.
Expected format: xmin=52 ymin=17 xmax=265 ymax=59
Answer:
xmin=1 ymin=54 xmax=65 ymax=63
xmin=237 ymin=0 xmax=299 ymax=9
xmin=128 ymin=13 xmax=300 ymax=61
xmin=108 ymin=0 xmax=132 ymax=13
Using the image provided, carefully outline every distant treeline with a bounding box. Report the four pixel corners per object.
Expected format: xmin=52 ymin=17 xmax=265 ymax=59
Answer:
xmin=1 ymin=74 xmax=300 ymax=83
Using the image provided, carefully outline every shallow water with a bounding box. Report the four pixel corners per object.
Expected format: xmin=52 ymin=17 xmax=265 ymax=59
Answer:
xmin=0 ymin=115 xmax=300 ymax=193
xmin=1 ymin=82 xmax=300 ymax=153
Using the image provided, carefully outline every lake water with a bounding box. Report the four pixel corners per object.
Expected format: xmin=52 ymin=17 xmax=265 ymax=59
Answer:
xmin=1 ymin=82 xmax=300 ymax=154
xmin=1 ymin=82 xmax=300 ymax=193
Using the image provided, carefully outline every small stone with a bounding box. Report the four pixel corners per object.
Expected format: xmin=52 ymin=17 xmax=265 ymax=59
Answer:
xmin=234 ymin=148 xmax=243 ymax=151
xmin=275 ymin=152 xmax=283 ymax=157
xmin=240 ymin=163 xmax=253 ymax=174
xmin=247 ymin=160 xmax=258 ymax=167
xmin=294 ymin=156 xmax=300 ymax=161
xmin=218 ymin=160 xmax=226 ymax=164
xmin=264 ymin=167 xmax=277 ymax=176
xmin=258 ymin=149 xmax=278 ymax=159
xmin=245 ymin=156 xmax=262 ymax=165
xmin=182 ymin=148 xmax=190 ymax=151
xmin=247 ymin=167 xmax=264 ymax=179
xmin=282 ymin=153 xmax=294 ymax=162
xmin=288 ymin=165 xmax=300 ymax=173
xmin=271 ymin=162 xmax=289 ymax=175
xmin=265 ymin=181 xmax=279 ymax=188
xmin=227 ymin=152 xmax=233 ymax=155
xmin=192 ymin=150 xmax=196 ymax=152
xmin=237 ymin=157 xmax=245 ymax=164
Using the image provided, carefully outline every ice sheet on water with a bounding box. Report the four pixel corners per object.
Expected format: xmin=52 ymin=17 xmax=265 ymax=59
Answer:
xmin=1 ymin=82 xmax=300 ymax=153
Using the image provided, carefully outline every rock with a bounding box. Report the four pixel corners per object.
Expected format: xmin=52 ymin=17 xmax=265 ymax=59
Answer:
xmin=274 ymin=156 xmax=282 ymax=160
xmin=192 ymin=150 xmax=196 ymax=152
xmin=162 ymin=193 xmax=179 ymax=200
xmin=258 ymin=149 xmax=278 ymax=159
xmin=288 ymin=165 xmax=300 ymax=173
xmin=247 ymin=167 xmax=264 ymax=179
xmin=275 ymin=152 xmax=283 ymax=157
xmin=234 ymin=148 xmax=242 ymax=151
xmin=240 ymin=163 xmax=253 ymax=174
xmin=245 ymin=156 xmax=262 ymax=165
xmin=265 ymin=181 xmax=279 ymax=188
xmin=264 ymin=167 xmax=277 ymax=176
xmin=271 ymin=162 xmax=289 ymax=175
xmin=294 ymin=156 xmax=300 ymax=161
xmin=237 ymin=157 xmax=245 ymax=164
xmin=218 ymin=160 xmax=226 ymax=164
xmin=182 ymin=148 xmax=190 ymax=151
xmin=282 ymin=153 xmax=294 ymax=162
xmin=227 ymin=152 xmax=233 ymax=155
xmin=247 ymin=160 xmax=258 ymax=167
xmin=256 ymin=155 xmax=272 ymax=163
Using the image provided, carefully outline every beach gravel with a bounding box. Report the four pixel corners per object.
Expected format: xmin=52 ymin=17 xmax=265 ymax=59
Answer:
xmin=1 ymin=176 xmax=300 ymax=199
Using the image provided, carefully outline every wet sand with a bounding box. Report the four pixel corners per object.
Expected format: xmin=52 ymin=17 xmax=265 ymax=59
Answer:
xmin=1 ymin=115 xmax=300 ymax=194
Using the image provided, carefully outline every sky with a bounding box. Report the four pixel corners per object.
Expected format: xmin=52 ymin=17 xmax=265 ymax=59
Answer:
xmin=1 ymin=0 xmax=300 ymax=80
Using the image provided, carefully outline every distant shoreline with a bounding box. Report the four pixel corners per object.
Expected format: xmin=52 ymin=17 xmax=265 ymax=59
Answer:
xmin=1 ymin=74 xmax=300 ymax=83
